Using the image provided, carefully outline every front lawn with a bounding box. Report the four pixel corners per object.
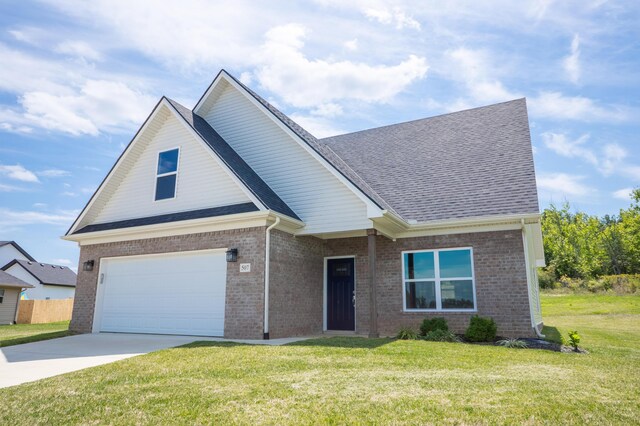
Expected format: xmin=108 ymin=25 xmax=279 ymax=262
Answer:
xmin=0 ymin=321 xmax=70 ymax=347
xmin=1 ymin=295 xmax=638 ymax=424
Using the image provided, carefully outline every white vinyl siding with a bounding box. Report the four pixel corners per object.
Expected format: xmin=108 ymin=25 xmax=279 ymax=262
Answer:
xmin=200 ymin=81 xmax=371 ymax=234
xmin=0 ymin=287 xmax=19 ymax=324
xmin=0 ymin=245 xmax=30 ymax=269
xmin=92 ymin=112 xmax=251 ymax=224
xmin=4 ymin=264 xmax=75 ymax=300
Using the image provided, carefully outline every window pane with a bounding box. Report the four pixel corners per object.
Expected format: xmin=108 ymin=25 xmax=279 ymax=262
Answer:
xmin=155 ymin=174 xmax=176 ymax=200
xmin=439 ymin=249 xmax=472 ymax=278
xmin=440 ymin=280 xmax=474 ymax=309
xmin=404 ymin=252 xmax=435 ymax=280
xmin=157 ymin=149 xmax=179 ymax=174
xmin=405 ymin=281 xmax=436 ymax=309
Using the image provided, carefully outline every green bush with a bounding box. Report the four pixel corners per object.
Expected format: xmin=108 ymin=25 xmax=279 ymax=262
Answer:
xmin=497 ymin=338 xmax=529 ymax=349
xmin=464 ymin=316 xmax=497 ymax=342
xmin=419 ymin=317 xmax=448 ymax=336
xmin=539 ymin=273 xmax=640 ymax=294
xmin=568 ymin=330 xmax=581 ymax=351
xmin=396 ymin=326 xmax=418 ymax=340
xmin=421 ymin=329 xmax=461 ymax=343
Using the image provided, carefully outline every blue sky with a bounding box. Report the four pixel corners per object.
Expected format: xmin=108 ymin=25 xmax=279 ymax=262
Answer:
xmin=0 ymin=0 xmax=638 ymax=270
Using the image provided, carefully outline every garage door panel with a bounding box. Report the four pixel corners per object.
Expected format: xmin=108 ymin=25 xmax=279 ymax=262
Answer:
xmin=96 ymin=250 xmax=227 ymax=336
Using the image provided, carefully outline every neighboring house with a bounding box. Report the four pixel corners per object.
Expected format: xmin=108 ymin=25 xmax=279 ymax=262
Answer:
xmin=63 ymin=70 xmax=545 ymax=340
xmin=2 ymin=260 xmax=76 ymax=300
xmin=0 ymin=241 xmax=36 ymax=269
xmin=0 ymin=270 xmax=34 ymax=324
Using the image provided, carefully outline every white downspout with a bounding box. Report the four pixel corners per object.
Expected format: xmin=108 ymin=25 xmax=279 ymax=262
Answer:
xmin=522 ymin=219 xmax=545 ymax=338
xmin=263 ymin=216 xmax=280 ymax=340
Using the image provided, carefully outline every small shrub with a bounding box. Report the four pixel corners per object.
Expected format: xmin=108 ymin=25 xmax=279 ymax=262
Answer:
xmin=497 ymin=338 xmax=529 ymax=349
xmin=537 ymin=266 xmax=558 ymax=289
xmin=568 ymin=330 xmax=581 ymax=351
xmin=421 ymin=329 xmax=461 ymax=343
xmin=464 ymin=315 xmax=497 ymax=342
xmin=419 ymin=317 xmax=448 ymax=336
xmin=396 ymin=327 xmax=418 ymax=340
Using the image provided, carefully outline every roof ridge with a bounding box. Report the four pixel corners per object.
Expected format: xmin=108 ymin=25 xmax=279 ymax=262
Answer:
xmin=320 ymin=98 xmax=527 ymax=142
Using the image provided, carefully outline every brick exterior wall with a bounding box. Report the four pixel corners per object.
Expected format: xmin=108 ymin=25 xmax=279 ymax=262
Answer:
xmin=268 ymin=230 xmax=324 ymax=338
xmin=70 ymin=227 xmax=266 ymax=339
xmin=71 ymin=226 xmax=534 ymax=339
xmin=325 ymin=229 xmax=535 ymax=338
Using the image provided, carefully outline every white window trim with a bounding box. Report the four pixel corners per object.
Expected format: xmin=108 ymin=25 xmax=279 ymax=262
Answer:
xmin=401 ymin=247 xmax=477 ymax=313
xmin=153 ymin=146 xmax=181 ymax=202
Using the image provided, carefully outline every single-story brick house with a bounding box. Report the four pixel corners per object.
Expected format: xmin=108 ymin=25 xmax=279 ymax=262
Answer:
xmin=63 ymin=70 xmax=545 ymax=339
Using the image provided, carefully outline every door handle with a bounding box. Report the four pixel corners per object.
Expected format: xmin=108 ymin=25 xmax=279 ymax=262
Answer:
xmin=352 ymin=291 xmax=356 ymax=307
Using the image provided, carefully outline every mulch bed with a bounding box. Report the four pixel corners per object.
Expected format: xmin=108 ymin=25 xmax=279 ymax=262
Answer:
xmin=456 ymin=336 xmax=588 ymax=353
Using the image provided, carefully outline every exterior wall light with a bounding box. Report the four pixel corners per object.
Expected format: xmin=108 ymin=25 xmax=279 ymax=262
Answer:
xmin=83 ymin=260 xmax=95 ymax=271
xmin=226 ymin=248 xmax=238 ymax=262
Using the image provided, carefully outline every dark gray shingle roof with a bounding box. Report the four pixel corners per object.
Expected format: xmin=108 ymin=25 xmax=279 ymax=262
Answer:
xmin=75 ymin=203 xmax=259 ymax=234
xmin=167 ymin=97 xmax=300 ymax=220
xmin=2 ymin=260 xmax=76 ymax=287
xmin=0 ymin=270 xmax=34 ymax=289
xmin=320 ymin=99 xmax=539 ymax=222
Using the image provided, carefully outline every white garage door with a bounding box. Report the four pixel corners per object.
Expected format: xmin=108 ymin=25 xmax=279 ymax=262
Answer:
xmin=93 ymin=250 xmax=227 ymax=336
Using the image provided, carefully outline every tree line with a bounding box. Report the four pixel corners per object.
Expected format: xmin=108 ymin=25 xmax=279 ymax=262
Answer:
xmin=541 ymin=188 xmax=640 ymax=279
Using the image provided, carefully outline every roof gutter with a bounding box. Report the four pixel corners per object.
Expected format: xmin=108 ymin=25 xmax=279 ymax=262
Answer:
xmin=263 ymin=216 xmax=280 ymax=340
xmin=521 ymin=219 xmax=545 ymax=339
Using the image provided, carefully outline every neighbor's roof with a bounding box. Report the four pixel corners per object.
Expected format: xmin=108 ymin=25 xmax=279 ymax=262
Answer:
xmin=0 ymin=270 xmax=34 ymax=289
xmin=2 ymin=260 xmax=77 ymax=287
xmin=0 ymin=241 xmax=36 ymax=263
xmin=320 ymin=99 xmax=539 ymax=222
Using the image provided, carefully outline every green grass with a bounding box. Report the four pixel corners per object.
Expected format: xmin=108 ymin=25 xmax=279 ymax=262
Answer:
xmin=0 ymin=321 xmax=70 ymax=347
xmin=1 ymin=296 xmax=639 ymax=425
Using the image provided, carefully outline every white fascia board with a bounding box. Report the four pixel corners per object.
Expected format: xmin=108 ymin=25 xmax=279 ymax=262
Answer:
xmin=162 ymin=98 xmax=268 ymax=212
xmin=374 ymin=211 xmax=541 ymax=239
xmin=66 ymin=99 xmax=167 ymax=235
xmin=63 ymin=210 xmax=305 ymax=246
xmin=200 ymin=71 xmax=383 ymax=217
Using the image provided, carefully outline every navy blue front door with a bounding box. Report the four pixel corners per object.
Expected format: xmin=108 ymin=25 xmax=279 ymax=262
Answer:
xmin=327 ymin=258 xmax=355 ymax=331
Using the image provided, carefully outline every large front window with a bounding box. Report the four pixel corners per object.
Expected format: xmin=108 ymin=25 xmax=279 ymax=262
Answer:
xmin=403 ymin=248 xmax=476 ymax=311
xmin=155 ymin=148 xmax=179 ymax=201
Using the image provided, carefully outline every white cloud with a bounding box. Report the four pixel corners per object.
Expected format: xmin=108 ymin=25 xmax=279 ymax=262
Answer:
xmin=529 ymin=92 xmax=633 ymax=122
xmin=541 ymin=132 xmax=628 ymax=176
xmin=541 ymin=132 xmax=597 ymax=164
xmin=344 ymin=39 xmax=358 ymax=51
xmin=613 ymin=188 xmax=633 ymax=201
xmin=55 ymin=40 xmax=102 ymax=61
xmin=33 ymin=202 xmax=48 ymax=208
xmin=0 ymin=122 xmax=33 ymax=134
xmin=537 ymin=173 xmax=592 ymax=197
xmin=365 ymin=7 xmax=421 ymax=30
xmin=0 ymin=208 xmax=78 ymax=227
xmin=37 ymin=169 xmax=71 ymax=178
xmin=445 ymin=48 xmax=521 ymax=105
xmin=17 ymin=80 xmax=156 ymax=136
xmin=289 ymin=113 xmax=345 ymax=138
xmin=0 ymin=165 xmax=40 ymax=182
xmin=311 ymin=103 xmax=343 ymax=118
xmin=563 ymin=34 xmax=581 ymax=84
xmin=0 ymin=183 xmax=27 ymax=192
xmin=255 ymin=24 xmax=428 ymax=108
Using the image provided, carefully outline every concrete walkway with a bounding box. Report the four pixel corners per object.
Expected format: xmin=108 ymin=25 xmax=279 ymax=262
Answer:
xmin=0 ymin=333 xmax=309 ymax=388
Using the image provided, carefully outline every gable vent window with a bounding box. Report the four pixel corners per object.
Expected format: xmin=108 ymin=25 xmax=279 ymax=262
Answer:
xmin=155 ymin=148 xmax=180 ymax=201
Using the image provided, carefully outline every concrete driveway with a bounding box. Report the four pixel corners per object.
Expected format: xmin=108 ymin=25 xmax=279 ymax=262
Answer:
xmin=0 ymin=333 xmax=309 ymax=389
